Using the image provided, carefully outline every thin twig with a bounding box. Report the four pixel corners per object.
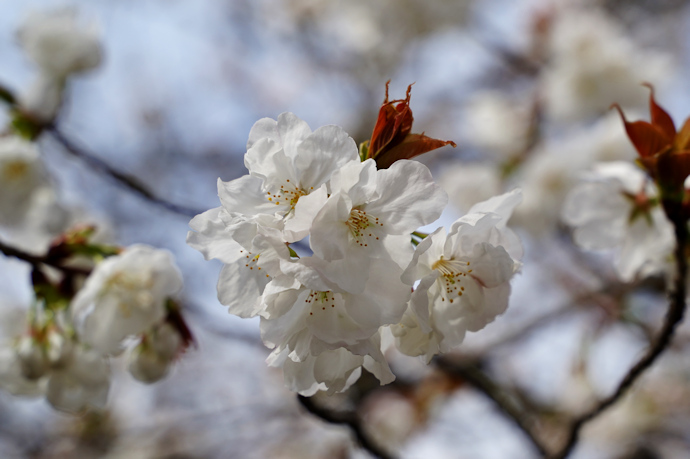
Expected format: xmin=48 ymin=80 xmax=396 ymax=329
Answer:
xmin=434 ymin=356 xmax=550 ymax=457
xmin=297 ymin=394 xmax=395 ymax=459
xmin=45 ymin=126 xmax=203 ymax=218
xmin=0 ymin=239 xmax=90 ymax=276
xmin=0 ymin=81 xmax=202 ymax=218
xmin=552 ymin=216 xmax=688 ymax=458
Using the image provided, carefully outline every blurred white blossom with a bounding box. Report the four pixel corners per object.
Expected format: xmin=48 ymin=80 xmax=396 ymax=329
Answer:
xmin=0 ymin=135 xmax=44 ymax=225
xmin=128 ymin=322 xmax=183 ymax=383
xmin=19 ymin=8 xmax=101 ymax=79
xmin=463 ymin=91 xmax=531 ymax=158
xmin=542 ymin=8 xmax=670 ymax=122
xmin=562 ymin=162 xmax=673 ymax=282
xmin=71 ymin=245 xmax=183 ymax=355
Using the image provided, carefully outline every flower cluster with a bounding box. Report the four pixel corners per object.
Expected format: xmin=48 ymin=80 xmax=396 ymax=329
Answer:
xmin=0 ymin=9 xmax=193 ymax=412
xmin=188 ymin=111 xmax=523 ymax=395
xmin=0 ymin=240 xmax=191 ymax=412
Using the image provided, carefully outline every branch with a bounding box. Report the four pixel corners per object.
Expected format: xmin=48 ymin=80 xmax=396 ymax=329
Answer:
xmin=552 ymin=215 xmax=688 ymax=459
xmin=44 ymin=125 xmax=204 ymax=218
xmin=297 ymin=394 xmax=395 ymax=459
xmin=434 ymin=356 xmax=550 ymax=457
xmin=0 ymin=238 xmax=90 ymax=276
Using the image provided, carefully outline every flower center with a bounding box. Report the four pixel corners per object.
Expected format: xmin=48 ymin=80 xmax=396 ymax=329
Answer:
xmin=346 ymin=208 xmax=383 ymax=247
xmin=305 ymin=290 xmax=339 ymax=315
xmin=266 ymin=180 xmax=311 ymax=210
xmin=431 ymin=257 xmax=472 ymax=304
xmin=2 ymin=160 xmax=29 ymax=181
xmin=239 ymin=250 xmax=267 ymax=277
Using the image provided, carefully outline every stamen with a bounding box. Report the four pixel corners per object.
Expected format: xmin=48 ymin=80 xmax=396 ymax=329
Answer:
xmin=431 ymin=258 xmax=472 ymax=304
xmin=346 ymin=208 xmax=381 ymax=247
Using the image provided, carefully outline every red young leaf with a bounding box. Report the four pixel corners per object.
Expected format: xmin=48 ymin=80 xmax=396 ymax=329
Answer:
xmin=643 ymin=83 xmax=676 ymax=143
xmin=675 ymin=117 xmax=690 ymax=151
xmin=613 ymin=104 xmax=671 ymax=158
xmin=368 ymin=81 xmax=414 ymax=158
xmin=374 ymin=133 xmax=457 ymax=169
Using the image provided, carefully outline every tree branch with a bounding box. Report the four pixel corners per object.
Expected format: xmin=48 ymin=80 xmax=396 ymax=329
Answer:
xmin=297 ymin=394 xmax=395 ymax=459
xmin=552 ymin=215 xmax=688 ymax=459
xmin=44 ymin=125 xmax=204 ymax=218
xmin=434 ymin=356 xmax=550 ymax=457
xmin=0 ymin=238 xmax=90 ymax=276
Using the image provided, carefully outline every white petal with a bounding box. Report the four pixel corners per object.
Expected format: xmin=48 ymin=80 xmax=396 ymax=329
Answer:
xmin=293 ymin=124 xmax=359 ymax=188
xmin=365 ymin=160 xmax=448 ymax=234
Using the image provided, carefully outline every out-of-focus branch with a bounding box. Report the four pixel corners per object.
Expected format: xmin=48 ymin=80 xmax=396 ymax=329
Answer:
xmin=45 ymin=126 xmax=203 ymax=218
xmin=297 ymin=394 xmax=395 ymax=459
xmin=0 ymin=238 xmax=90 ymax=276
xmin=434 ymin=356 xmax=550 ymax=457
xmin=0 ymin=80 xmax=204 ymax=218
xmin=552 ymin=216 xmax=688 ymax=459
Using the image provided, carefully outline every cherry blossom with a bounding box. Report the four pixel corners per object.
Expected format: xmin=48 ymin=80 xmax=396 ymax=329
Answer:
xmin=71 ymin=245 xmax=183 ymax=355
xmin=309 ymin=158 xmax=447 ymax=292
xmin=18 ymin=8 xmax=101 ymax=80
xmin=392 ymin=190 xmax=522 ymax=362
xmin=217 ymin=112 xmax=360 ymax=242
xmin=562 ymin=162 xmax=674 ymax=281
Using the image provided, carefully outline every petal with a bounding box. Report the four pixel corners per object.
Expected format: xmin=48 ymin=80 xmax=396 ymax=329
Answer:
xmin=310 ymin=193 xmax=353 ymax=261
xmin=293 ymin=124 xmax=359 ymax=188
xmin=401 ymin=226 xmax=446 ymax=285
xmin=246 ymin=117 xmax=279 ymax=150
xmin=366 ymin=160 xmax=447 ymax=234
xmin=187 ymin=208 xmax=244 ymax=264
xmin=346 ymin=258 xmax=411 ymax=327
xmin=217 ymin=175 xmax=276 ymax=216
xmin=276 ymin=112 xmax=313 ymax=159
xmin=283 ymin=184 xmax=328 ymax=242
xmin=465 ymin=242 xmax=515 ymax=289
xmin=217 ymin=262 xmax=269 ymax=318
xmin=329 ymin=159 xmax=379 ymax=204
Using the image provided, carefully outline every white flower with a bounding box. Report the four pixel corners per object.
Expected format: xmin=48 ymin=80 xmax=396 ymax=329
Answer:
xmin=0 ymin=348 xmax=45 ymax=397
xmin=217 ymin=112 xmax=360 ymax=241
xmin=260 ymin=257 xmax=410 ymax=360
xmin=71 ymin=245 xmax=183 ymax=355
xmin=187 ymin=208 xmax=294 ymax=318
xmin=267 ymin=334 xmax=394 ymax=396
xmin=562 ymin=162 xmax=674 ymax=281
xmin=0 ymin=136 xmax=44 ymax=226
xmin=46 ymin=345 xmax=110 ymax=413
xmin=308 ymin=158 xmax=447 ymax=292
xmin=19 ymin=9 xmax=102 ymax=79
xmin=392 ymin=190 xmax=522 ymax=362
xmin=128 ymin=323 xmax=182 ymax=384
xmin=512 ymin=113 xmax=634 ymax=235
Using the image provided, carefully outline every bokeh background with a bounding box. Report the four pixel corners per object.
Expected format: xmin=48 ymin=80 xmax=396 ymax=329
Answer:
xmin=1 ymin=0 xmax=690 ymax=457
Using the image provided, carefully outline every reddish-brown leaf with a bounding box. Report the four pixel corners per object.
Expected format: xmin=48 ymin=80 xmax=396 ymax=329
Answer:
xmin=675 ymin=117 xmax=690 ymax=151
xmin=613 ymin=104 xmax=671 ymax=158
xmin=368 ymin=82 xmax=414 ymax=159
xmin=374 ymin=133 xmax=457 ymax=169
xmin=643 ymin=83 xmax=676 ymax=143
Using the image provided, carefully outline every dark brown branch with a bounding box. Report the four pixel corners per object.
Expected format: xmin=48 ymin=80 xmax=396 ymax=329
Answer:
xmin=552 ymin=215 xmax=688 ymax=459
xmin=1 ymin=80 xmax=203 ymax=218
xmin=0 ymin=239 xmax=90 ymax=276
xmin=44 ymin=126 xmax=203 ymax=218
xmin=434 ymin=356 xmax=550 ymax=457
xmin=297 ymin=394 xmax=395 ymax=459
